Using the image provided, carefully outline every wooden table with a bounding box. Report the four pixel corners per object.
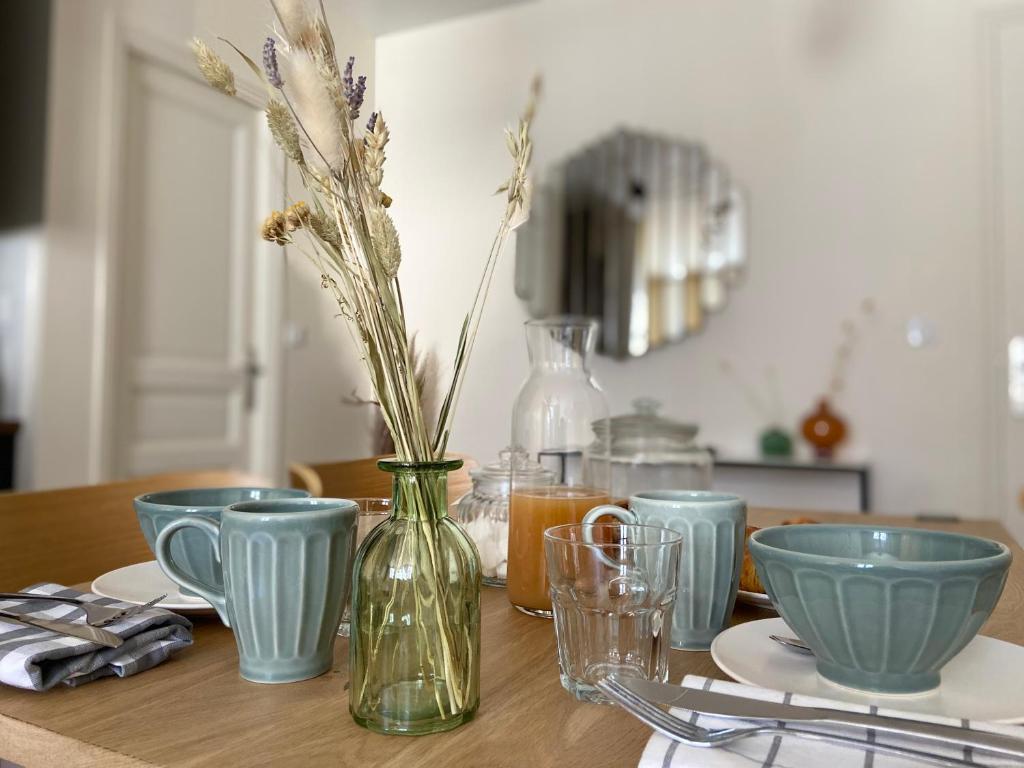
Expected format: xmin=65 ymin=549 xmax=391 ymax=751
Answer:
xmin=1 ymin=509 xmax=1022 ymax=768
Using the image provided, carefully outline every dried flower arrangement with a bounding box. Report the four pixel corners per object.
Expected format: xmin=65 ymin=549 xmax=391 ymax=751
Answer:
xmin=191 ymin=4 xmax=536 ymax=465
xmin=191 ymin=0 xmax=537 ymax=733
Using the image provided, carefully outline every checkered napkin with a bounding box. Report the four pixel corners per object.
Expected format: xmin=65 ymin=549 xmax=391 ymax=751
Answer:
xmin=639 ymin=675 xmax=1024 ymax=767
xmin=0 ymin=583 xmax=193 ymax=691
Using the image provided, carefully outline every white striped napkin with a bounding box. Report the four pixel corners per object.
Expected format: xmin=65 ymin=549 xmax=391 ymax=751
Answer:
xmin=0 ymin=583 xmax=193 ymax=691
xmin=639 ymin=675 xmax=1024 ymax=768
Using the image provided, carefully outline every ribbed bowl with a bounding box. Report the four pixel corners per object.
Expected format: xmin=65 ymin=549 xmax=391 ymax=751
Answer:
xmin=135 ymin=487 xmax=309 ymax=592
xmin=749 ymin=525 xmax=1011 ymax=694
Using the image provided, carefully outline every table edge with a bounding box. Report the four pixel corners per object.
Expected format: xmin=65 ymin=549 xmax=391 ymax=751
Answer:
xmin=0 ymin=711 xmax=153 ymax=768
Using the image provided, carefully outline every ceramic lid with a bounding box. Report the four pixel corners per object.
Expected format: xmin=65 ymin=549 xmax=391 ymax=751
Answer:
xmin=592 ymin=398 xmax=700 ymax=457
xmin=469 ymin=448 xmax=554 ymax=494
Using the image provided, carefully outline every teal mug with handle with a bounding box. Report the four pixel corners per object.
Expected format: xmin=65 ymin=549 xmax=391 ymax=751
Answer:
xmin=583 ymin=491 xmax=746 ymax=650
xmin=156 ymin=497 xmax=358 ymax=683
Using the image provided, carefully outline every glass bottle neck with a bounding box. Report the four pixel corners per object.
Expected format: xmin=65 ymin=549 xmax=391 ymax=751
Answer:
xmin=525 ymin=319 xmax=597 ymax=372
xmin=380 ymin=460 xmax=461 ymax=521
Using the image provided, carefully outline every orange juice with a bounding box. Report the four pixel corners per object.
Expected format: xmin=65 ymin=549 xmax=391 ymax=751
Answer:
xmin=507 ymin=487 xmax=610 ymax=616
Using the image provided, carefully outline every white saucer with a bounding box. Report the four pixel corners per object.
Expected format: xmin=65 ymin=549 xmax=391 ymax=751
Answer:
xmin=92 ymin=561 xmax=215 ymax=613
xmin=735 ymin=589 xmax=775 ymax=610
xmin=710 ymin=617 xmax=1024 ymax=723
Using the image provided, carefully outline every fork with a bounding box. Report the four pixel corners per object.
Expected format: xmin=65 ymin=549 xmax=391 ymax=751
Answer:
xmin=596 ymin=677 xmax=987 ymax=768
xmin=0 ymin=593 xmax=166 ymax=627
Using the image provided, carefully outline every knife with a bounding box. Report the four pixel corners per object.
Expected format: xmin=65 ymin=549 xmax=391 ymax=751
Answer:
xmin=0 ymin=610 xmax=124 ymax=649
xmin=619 ymin=677 xmax=1024 ymax=760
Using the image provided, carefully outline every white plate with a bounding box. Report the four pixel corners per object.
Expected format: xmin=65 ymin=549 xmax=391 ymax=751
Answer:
xmin=711 ymin=617 xmax=1024 ymax=723
xmin=736 ymin=589 xmax=775 ymax=610
xmin=92 ymin=561 xmax=215 ymax=613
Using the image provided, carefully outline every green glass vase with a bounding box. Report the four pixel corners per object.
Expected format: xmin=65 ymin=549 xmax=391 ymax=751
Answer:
xmin=349 ymin=458 xmax=481 ymax=735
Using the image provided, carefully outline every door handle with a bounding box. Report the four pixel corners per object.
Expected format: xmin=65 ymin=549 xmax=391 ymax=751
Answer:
xmin=244 ymin=346 xmax=263 ymax=413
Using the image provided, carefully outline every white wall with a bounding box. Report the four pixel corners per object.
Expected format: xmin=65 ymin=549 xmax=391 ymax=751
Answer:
xmin=375 ymin=0 xmax=1001 ymax=516
xmin=31 ymin=0 xmax=374 ymax=488
xmin=0 ymin=230 xmax=42 ymax=489
xmin=0 ymin=232 xmax=38 ymax=424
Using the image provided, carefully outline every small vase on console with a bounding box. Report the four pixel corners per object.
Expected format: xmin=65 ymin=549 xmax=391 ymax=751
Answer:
xmin=800 ymin=398 xmax=847 ymax=460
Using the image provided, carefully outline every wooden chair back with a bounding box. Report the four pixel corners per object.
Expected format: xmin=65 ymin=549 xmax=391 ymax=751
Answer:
xmin=0 ymin=470 xmax=267 ymax=591
xmin=288 ymin=454 xmax=477 ymax=505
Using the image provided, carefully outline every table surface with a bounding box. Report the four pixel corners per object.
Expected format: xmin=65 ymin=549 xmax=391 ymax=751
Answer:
xmin=1 ymin=508 xmax=1022 ymax=768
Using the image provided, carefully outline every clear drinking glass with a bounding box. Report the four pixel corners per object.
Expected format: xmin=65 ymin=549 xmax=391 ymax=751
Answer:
xmin=337 ymin=498 xmax=390 ymax=637
xmin=544 ymin=522 xmax=683 ymax=704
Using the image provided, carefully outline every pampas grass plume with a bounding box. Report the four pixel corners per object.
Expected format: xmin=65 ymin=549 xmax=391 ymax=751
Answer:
xmin=287 ymin=50 xmax=343 ymax=172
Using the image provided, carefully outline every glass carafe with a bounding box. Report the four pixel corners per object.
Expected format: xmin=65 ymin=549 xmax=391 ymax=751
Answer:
xmin=507 ymin=317 xmax=611 ymax=617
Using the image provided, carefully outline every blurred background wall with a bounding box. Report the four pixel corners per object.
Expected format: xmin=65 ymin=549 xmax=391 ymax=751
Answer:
xmin=4 ymin=0 xmax=1022 ymax=534
xmin=375 ymin=0 xmax=996 ymax=517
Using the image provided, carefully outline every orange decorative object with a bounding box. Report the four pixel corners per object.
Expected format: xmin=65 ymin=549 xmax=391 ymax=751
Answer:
xmin=801 ymin=398 xmax=848 ymax=459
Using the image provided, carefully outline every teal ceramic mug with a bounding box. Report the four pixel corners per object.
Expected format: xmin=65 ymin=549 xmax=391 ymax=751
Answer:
xmin=583 ymin=491 xmax=746 ymax=650
xmin=135 ymin=487 xmax=309 ymax=595
xmin=156 ymin=498 xmax=358 ymax=684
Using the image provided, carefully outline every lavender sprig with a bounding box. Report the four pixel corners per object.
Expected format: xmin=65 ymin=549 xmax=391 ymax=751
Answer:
xmin=366 ymin=111 xmax=378 ymax=133
xmin=263 ymin=37 xmax=283 ymax=88
xmin=350 ymin=75 xmax=366 ymax=119
xmin=342 ymin=56 xmax=354 ymax=95
xmin=342 ymin=56 xmax=366 ymax=119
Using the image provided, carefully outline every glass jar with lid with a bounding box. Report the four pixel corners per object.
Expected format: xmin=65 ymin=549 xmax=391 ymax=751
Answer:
xmin=586 ymin=397 xmax=713 ymax=499
xmin=453 ymin=449 xmax=553 ymax=587
xmin=508 ymin=317 xmax=611 ymax=617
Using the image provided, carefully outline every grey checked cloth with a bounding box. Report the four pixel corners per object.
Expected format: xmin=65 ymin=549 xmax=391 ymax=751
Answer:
xmin=0 ymin=583 xmax=192 ymax=691
xmin=639 ymin=675 xmax=1024 ymax=767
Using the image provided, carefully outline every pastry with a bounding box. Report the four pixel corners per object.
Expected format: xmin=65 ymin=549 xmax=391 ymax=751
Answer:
xmin=739 ymin=525 xmax=764 ymax=593
xmin=740 ymin=517 xmax=818 ymax=594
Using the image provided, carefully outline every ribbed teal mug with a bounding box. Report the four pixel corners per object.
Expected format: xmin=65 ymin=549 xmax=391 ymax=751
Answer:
xmin=155 ymin=498 xmax=358 ymax=684
xmin=583 ymin=491 xmax=746 ymax=650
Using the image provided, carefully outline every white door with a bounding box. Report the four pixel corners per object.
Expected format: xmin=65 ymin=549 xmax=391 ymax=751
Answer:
xmin=111 ymin=50 xmax=280 ymax=479
xmin=988 ymin=10 xmax=1024 ymax=544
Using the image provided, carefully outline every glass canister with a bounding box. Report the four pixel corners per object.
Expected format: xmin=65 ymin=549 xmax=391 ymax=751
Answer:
xmin=454 ymin=449 xmax=553 ymax=587
xmin=587 ymin=397 xmax=713 ymax=499
xmin=508 ymin=317 xmax=611 ymax=617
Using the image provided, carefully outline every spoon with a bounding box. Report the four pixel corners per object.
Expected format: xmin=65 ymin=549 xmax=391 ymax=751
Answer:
xmin=769 ymin=633 xmax=814 ymax=655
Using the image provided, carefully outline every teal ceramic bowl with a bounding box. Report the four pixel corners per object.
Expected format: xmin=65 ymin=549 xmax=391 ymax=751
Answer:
xmin=135 ymin=487 xmax=309 ymax=593
xmin=749 ymin=524 xmax=1011 ymax=694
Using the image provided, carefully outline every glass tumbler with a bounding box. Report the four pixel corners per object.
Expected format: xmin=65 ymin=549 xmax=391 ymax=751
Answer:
xmin=337 ymin=498 xmax=390 ymax=637
xmin=544 ymin=523 xmax=682 ymax=704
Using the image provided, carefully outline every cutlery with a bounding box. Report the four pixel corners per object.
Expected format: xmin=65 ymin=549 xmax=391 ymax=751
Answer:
xmin=597 ymin=676 xmax=981 ymax=768
xmin=769 ymin=633 xmax=814 ymax=654
xmin=95 ymin=594 xmax=167 ymax=626
xmin=615 ymin=676 xmax=1024 ymax=761
xmin=0 ymin=592 xmax=166 ymax=627
xmin=0 ymin=610 xmax=124 ymax=648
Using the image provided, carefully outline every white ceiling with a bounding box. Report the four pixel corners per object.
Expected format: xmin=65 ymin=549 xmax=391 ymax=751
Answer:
xmin=341 ymin=0 xmax=532 ymax=36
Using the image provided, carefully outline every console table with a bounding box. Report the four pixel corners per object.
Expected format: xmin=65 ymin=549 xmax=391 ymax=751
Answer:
xmin=714 ymin=457 xmax=871 ymax=512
